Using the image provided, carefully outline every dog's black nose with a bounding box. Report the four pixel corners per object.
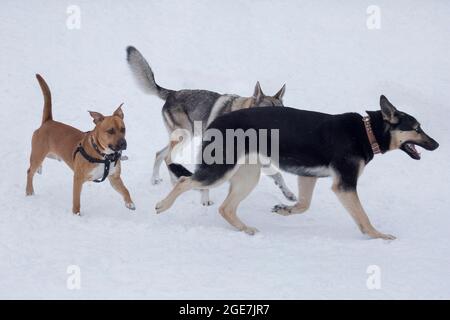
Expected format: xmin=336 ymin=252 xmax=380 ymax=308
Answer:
xmin=427 ymin=137 xmax=439 ymax=150
xmin=117 ymin=138 xmax=127 ymax=151
xmin=432 ymin=141 xmax=439 ymax=150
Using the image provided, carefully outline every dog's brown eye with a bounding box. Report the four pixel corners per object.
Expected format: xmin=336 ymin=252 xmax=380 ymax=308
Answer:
xmin=107 ymin=128 xmax=115 ymax=135
xmin=120 ymin=128 xmax=126 ymax=133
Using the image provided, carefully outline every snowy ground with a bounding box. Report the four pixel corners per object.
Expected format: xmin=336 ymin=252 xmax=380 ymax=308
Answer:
xmin=0 ymin=0 xmax=449 ymax=299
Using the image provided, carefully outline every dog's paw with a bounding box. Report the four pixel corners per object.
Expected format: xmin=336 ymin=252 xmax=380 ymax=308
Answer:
xmin=283 ymin=191 xmax=297 ymax=202
xmin=377 ymin=233 xmax=396 ymax=240
xmin=367 ymin=231 xmax=396 ymax=240
xmin=155 ymin=200 xmax=169 ymax=214
xmin=151 ymin=177 xmax=163 ymax=185
xmin=72 ymin=211 xmax=81 ymax=216
xmin=272 ymin=203 xmax=308 ymax=215
xmin=202 ymin=200 xmax=214 ymax=206
xmin=25 ymin=190 xmax=34 ymax=196
xmin=125 ymin=202 xmax=136 ymax=210
xmin=272 ymin=204 xmax=292 ymax=216
xmin=243 ymin=226 xmax=259 ymax=236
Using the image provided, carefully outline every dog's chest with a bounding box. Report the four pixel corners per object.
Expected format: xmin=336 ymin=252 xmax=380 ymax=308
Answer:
xmin=88 ymin=162 xmax=118 ymax=181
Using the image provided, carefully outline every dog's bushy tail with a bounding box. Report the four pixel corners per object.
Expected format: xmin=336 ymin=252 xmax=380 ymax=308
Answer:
xmin=36 ymin=74 xmax=52 ymax=124
xmin=126 ymin=46 xmax=173 ymax=100
xmin=168 ymin=163 xmax=193 ymax=178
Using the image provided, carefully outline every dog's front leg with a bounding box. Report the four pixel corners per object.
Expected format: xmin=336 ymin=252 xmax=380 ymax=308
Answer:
xmin=331 ymin=165 xmax=395 ymax=240
xmin=200 ymin=190 xmax=213 ymax=206
xmin=108 ymin=174 xmax=135 ymax=210
xmin=151 ymin=145 xmax=169 ymax=185
xmin=155 ymin=176 xmax=195 ymax=214
xmin=333 ymin=189 xmax=395 ymax=240
xmin=273 ymin=176 xmax=317 ymax=215
xmin=268 ymin=171 xmax=297 ymax=202
xmin=72 ymin=174 xmax=84 ymax=215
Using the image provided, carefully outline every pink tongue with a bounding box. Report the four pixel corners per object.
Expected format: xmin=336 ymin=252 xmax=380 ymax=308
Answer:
xmin=410 ymin=144 xmax=421 ymax=156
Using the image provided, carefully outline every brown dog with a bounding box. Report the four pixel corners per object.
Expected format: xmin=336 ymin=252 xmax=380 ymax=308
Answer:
xmin=26 ymin=74 xmax=135 ymax=215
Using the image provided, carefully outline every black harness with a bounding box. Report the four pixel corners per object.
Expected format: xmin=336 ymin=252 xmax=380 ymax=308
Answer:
xmin=73 ymin=138 xmax=121 ymax=183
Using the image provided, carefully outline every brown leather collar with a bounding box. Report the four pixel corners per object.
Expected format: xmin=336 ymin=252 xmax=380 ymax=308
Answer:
xmin=362 ymin=116 xmax=381 ymax=155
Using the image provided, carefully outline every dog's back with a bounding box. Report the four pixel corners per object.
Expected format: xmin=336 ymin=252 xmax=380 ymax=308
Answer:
xmin=191 ymin=107 xmax=366 ymax=185
xmin=162 ymin=89 xmax=222 ymax=131
xmin=126 ymin=46 xmax=285 ymax=134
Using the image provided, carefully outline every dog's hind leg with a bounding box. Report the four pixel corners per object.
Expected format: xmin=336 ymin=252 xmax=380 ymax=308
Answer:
xmin=268 ymin=171 xmax=297 ymax=202
xmin=218 ymin=164 xmax=261 ymax=235
xmin=26 ymin=135 xmax=47 ymax=196
xmin=165 ymin=135 xmax=188 ymax=185
xmin=151 ymin=144 xmax=169 ymax=185
xmin=155 ymin=176 xmax=198 ymax=213
xmin=72 ymin=174 xmax=84 ymax=215
xmin=272 ymin=176 xmax=317 ymax=215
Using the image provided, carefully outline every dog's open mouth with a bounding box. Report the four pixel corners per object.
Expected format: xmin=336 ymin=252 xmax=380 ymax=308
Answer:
xmin=401 ymin=142 xmax=421 ymax=160
xmin=109 ymin=144 xmax=125 ymax=152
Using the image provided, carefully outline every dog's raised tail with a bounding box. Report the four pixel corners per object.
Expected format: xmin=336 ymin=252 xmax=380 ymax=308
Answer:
xmin=126 ymin=46 xmax=173 ymax=100
xmin=36 ymin=74 xmax=52 ymax=124
xmin=168 ymin=163 xmax=193 ymax=178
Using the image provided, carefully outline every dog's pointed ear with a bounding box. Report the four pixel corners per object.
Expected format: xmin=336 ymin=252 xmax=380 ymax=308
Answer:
xmin=113 ymin=103 xmax=124 ymax=119
xmin=380 ymin=95 xmax=399 ymax=124
xmin=88 ymin=111 xmax=105 ymax=124
xmin=253 ymin=81 xmax=264 ymax=104
xmin=273 ymin=84 xmax=286 ymax=101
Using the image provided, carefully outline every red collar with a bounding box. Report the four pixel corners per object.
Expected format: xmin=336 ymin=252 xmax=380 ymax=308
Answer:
xmin=362 ymin=116 xmax=381 ymax=155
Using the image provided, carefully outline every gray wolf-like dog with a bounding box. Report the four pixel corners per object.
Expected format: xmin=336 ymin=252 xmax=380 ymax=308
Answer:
xmin=126 ymin=46 xmax=295 ymax=205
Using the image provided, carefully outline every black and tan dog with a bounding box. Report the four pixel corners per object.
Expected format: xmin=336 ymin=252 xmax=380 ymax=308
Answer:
xmin=26 ymin=74 xmax=135 ymax=215
xmin=155 ymin=95 xmax=439 ymax=239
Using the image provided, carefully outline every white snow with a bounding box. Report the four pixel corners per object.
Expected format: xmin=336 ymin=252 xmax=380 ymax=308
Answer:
xmin=0 ymin=0 xmax=449 ymax=299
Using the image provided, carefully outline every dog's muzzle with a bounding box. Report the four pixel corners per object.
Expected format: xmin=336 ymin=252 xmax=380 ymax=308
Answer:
xmin=110 ymin=138 xmax=127 ymax=151
xmin=426 ymin=138 xmax=439 ymax=151
xmin=400 ymin=135 xmax=439 ymax=160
